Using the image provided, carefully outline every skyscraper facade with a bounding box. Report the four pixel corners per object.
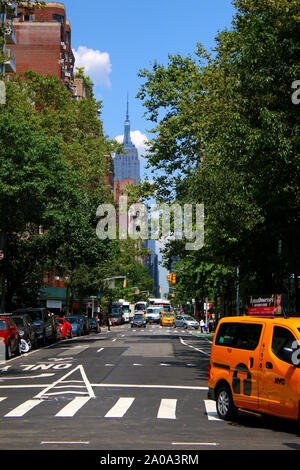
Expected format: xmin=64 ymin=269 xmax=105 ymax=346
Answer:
xmin=113 ymin=100 xmax=140 ymax=185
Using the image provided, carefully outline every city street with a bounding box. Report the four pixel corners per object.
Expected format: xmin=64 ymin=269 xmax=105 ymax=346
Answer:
xmin=0 ymin=324 xmax=300 ymax=451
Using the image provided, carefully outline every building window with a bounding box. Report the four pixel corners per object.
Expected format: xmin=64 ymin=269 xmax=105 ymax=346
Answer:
xmin=23 ymin=14 xmax=35 ymax=22
xmin=52 ymin=14 xmax=65 ymax=24
xmin=66 ymin=31 xmax=70 ymax=43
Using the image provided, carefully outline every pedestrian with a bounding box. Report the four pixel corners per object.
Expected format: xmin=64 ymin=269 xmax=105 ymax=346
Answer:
xmin=107 ymin=316 xmax=111 ymax=332
xmin=200 ymin=318 xmax=205 ymax=333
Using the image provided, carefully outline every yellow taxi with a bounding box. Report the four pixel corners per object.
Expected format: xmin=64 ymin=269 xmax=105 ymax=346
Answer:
xmin=208 ymin=315 xmax=300 ymax=423
xmin=160 ymin=311 xmax=175 ymax=327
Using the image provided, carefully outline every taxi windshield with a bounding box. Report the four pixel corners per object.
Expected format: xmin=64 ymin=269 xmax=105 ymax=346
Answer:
xmin=0 ymin=319 xmax=7 ymax=330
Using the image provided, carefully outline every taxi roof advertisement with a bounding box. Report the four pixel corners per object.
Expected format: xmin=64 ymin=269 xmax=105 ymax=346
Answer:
xmin=248 ymin=294 xmax=283 ymax=317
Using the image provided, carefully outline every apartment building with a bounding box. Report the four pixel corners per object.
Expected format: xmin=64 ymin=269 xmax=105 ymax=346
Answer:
xmin=0 ymin=2 xmax=17 ymax=75
xmin=10 ymin=1 xmax=74 ymax=91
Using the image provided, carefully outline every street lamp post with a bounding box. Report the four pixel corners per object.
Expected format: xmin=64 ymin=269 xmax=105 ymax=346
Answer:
xmin=90 ymin=296 xmax=97 ymax=318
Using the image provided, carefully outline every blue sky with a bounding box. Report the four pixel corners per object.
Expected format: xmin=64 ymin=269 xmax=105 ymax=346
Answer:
xmin=62 ymin=0 xmax=236 ymax=294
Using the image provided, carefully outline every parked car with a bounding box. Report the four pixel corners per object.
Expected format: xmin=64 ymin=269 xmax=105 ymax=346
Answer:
xmin=88 ymin=317 xmax=100 ymax=333
xmin=66 ymin=316 xmax=84 ymax=336
xmin=131 ymin=313 xmax=146 ymax=328
xmin=75 ymin=315 xmax=89 ymax=335
xmin=12 ymin=314 xmax=38 ymax=352
xmin=0 ymin=314 xmax=21 ymax=360
xmin=12 ymin=308 xmax=58 ymax=346
xmin=173 ymin=315 xmax=200 ymax=330
xmin=56 ymin=317 xmax=72 ymax=339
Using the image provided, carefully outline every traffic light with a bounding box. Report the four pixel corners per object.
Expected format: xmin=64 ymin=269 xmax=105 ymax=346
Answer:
xmin=168 ymin=273 xmax=172 ymax=283
xmin=172 ymin=273 xmax=176 ymax=285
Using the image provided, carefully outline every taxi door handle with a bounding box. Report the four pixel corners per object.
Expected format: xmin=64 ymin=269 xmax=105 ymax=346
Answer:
xmin=266 ymin=362 xmax=273 ymax=369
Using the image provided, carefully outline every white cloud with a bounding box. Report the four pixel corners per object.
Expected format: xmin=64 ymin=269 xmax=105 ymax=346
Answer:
xmin=115 ymin=130 xmax=149 ymax=159
xmin=73 ymin=46 xmax=112 ymax=88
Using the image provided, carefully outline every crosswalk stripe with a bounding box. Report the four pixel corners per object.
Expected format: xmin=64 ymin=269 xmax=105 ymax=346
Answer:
xmin=55 ymin=397 xmax=91 ymax=417
xmin=5 ymin=399 xmax=43 ymax=417
xmin=105 ymin=397 xmax=135 ymax=418
xmin=1 ymin=397 xmax=220 ymax=422
xmin=157 ymin=399 xmax=177 ymax=419
xmin=204 ymin=400 xmax=222 ymax=421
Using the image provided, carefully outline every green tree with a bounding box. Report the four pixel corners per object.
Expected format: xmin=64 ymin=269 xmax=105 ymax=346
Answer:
xmin=0 ymin=71 xmax=120 ymax=310
xmin=137 ymin=0 xmax=300 ymax=311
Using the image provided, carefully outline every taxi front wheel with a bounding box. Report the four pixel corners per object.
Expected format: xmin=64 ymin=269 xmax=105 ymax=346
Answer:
xmin=216 ymin=385 xmax=237 ymax=421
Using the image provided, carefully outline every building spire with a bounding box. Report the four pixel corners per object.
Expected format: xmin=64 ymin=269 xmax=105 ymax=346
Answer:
xmin=126 ymin=93 xmax=129 ymax=121
xmin=124 ymin=93 xmax=132 ymax=147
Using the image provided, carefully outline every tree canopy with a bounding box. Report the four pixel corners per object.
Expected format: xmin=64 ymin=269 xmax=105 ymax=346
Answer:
xmin=137 ymin=0 xmax=300 ymax=313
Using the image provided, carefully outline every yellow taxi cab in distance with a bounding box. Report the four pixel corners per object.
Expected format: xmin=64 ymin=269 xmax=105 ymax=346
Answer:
xmin=161 ymin=311 xmax=175 ymax=327
xmin=208 ymin=314 xmax=300 ymax=424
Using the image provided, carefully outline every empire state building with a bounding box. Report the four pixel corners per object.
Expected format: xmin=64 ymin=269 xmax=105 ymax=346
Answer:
xmin=113 ymin=100 xmax=140 ymax=185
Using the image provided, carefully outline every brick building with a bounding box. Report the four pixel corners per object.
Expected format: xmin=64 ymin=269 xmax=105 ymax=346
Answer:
xmin=10 ymin=1 xmax=74 ymax=91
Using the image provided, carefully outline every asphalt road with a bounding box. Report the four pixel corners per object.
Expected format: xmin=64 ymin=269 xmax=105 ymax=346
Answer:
xmin=0 ymin=323 xmax=300 ymax=453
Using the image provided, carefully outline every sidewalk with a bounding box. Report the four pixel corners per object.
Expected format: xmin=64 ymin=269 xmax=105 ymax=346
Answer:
xmin=189 ymin=331 xmax=215 ymax=341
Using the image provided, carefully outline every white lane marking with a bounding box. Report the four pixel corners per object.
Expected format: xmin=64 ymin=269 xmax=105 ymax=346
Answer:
xmin=204 ymin=400 xmax=222 ymax=421
xmin=160 ymin=363 xmax=170 ymax=366
xmin=172 ymin=442 xmax=219 ymax=446
xmin=92 ymin=383 xmax=208 ymax=391
xmin=41 ymin=441 xmax=90 ymax=445
xmin=5 ymin=399 xmax=43 ymax=417
xmin=0 ymin=385 xmax=52 ymax=389
xmin=157 ymin=399 xmax=177 ymax=419
xmin=55 ymin=397 xmax=91 ymax=417
xmin=133 ymin=363 xmax=143 ymax=366
xmin=112 ymin=339 xmax=117 ymax=342
xmin=0 ymin=397 xmax=6 ymax=402
xmin=0 ymin=373 xmax=55 ymax=380
xmin=0 ymin=383 xmax=208 ymax=391
xmin=97 ymin=348 xmax=104 ymax=353
xmin=180 ymin=337 xmax=210 ymax=356
xmin=105 ymin=397 xmax=135 ymax=418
